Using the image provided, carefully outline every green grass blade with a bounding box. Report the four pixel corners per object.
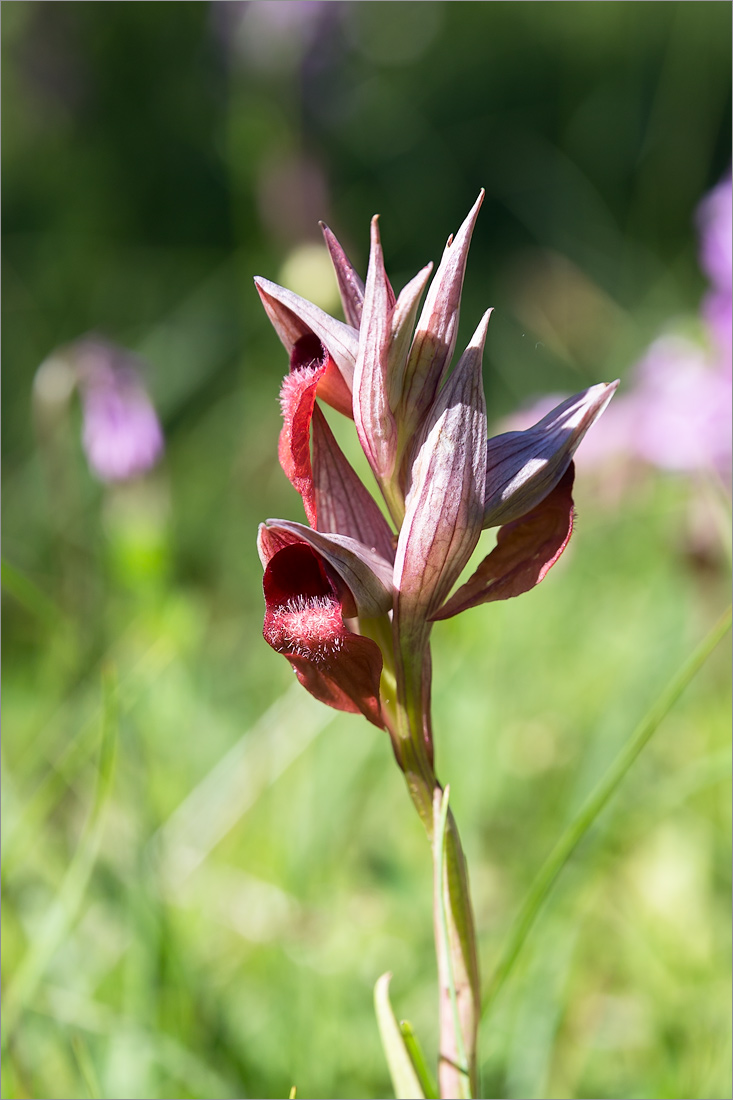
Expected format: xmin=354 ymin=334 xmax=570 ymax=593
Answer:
xmin=399 ymin=1019 xmax=439 ymax=1100
xmin=2 ymin=665 xmax=119 ymax=1046
xmin=374 ymin=972 xmax=426 ymax=1100
xmin=482 ymin=604 xmax=732 ymax=1017
xmin=1 ymin=557 xmax=62 ymax=626
xmin=71 ymin=1033 xmax=102 ymax=1100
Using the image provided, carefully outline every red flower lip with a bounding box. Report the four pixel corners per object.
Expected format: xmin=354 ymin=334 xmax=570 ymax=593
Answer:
xmin=262 ymin=541 xmax=385 ymax=728
xmin=259 ymin=520 xmax=393 ymax=618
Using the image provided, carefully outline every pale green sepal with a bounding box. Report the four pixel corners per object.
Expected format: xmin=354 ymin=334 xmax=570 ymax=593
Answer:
xmin=374 ymin=972 xmax=426 ymax=1100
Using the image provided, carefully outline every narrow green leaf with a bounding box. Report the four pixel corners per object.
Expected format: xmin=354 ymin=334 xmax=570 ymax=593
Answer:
xmin=483 ymin=605 xmax=732 ymax=1017
xmin=374 ymin=972 xmax=426 ymax=1100
xmin=1 ymin=557 xmax=62 ymax=626
xmin=399 ymin=1020 xmax=439 ymax=1100
xmin=71 ymin=1033 xmax=102 ymax=1100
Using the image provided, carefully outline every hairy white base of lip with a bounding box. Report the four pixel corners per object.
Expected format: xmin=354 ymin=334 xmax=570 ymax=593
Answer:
xmin=266 ymin=595 xmax=344 ymax=664
xmin=284 ymin=594 xmax=333 ymax=613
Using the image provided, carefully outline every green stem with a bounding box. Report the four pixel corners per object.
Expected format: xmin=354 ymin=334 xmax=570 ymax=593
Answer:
xmin=433 ymin=789 xmax=477 ymax=1099
xmin=380 ymin=469 xmax=406 ymax=531
xmin=392 ymin=627 xmax=480 ymax=1099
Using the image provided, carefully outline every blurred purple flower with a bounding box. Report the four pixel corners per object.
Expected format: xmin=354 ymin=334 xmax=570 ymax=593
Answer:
xmin=697 ymin=171 xmax=732 ymax=366
xmin=76 ymin=342 xmax=164 ymax=482
xmin=501 ymin=173 xmax=732 ymax=483
xmin=211 ymin=1 xmax=331 ymax=72
xmin=630 ymin=172 xmax=731 ymax=478
xmin=631 ymin=334 xmax=731 ymax=474
xmin=697 ymin=172 xmax=732 ymax=296
xmin=31 ymin=336 xmax=163 ymax=485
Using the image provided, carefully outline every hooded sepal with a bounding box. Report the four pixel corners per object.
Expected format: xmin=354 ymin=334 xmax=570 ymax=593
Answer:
xmin=312 ymin=406 xmax=396 ymax=562
xmin=352 ymin=217 xmax=400 ymax=484
xmin=394 ymin=311 xmax=490 ymax=635
xmin=320 ymin=223 xmax=366 ymax=329
xmin=351 ymin=221 xmax=433 ymax=513
xmin=261 ymin=520 xmax=393 ymax=619
xmin=257 ymin=520 xmax=304 ymax=568
xmin=399 ymin=192 xmax=484 ymax=439
xmin=255 ymin=276 xmax=356 ymax=415
xmin=483 ymin=381 xmax=618 ymax=527
xmin=262 ymin=541 xmax=384 ymax=727
xmin=431 ymin=462 xmax=576 ymax=620
xmin=386 ymin=263 xmax=434 ymax=411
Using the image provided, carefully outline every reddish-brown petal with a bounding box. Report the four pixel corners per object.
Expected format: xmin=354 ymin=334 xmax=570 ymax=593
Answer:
xmin=312 ymin=406 xmax=396 ymax=561
xmin=263 ymin=543 xmax=384 ymax=727
xmin=431 ymin=463 xmax=576 ymax=620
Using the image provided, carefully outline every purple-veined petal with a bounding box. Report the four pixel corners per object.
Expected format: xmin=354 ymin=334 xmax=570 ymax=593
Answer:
xmin=312 ymin=406 xmax=396 ymax=561
xmin=386 ymin=263 xmax=434 ymax=411
xmin=432 ymin=463 xmax=576 ymax=620
xmin=254 ymin=275 xmax=358 ymax=406
xmin=394 ymin=311 xmax=490 ymax=632
xmin=320 ymin=222 xmax=366 ymax=329
xmin=353 ymin=216 xmax=399 ymax=482
xmin=399 ymin=192 xmax=484 ymax=437
xmin=483 ymin=380 xmax=618 ymax=527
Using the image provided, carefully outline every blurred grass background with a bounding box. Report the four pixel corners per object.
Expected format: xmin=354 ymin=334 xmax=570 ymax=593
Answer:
xmin=2 ymin=3 xmax=731 ymax=1098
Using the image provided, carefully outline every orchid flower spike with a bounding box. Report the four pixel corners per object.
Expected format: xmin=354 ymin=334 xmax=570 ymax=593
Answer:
xmin=255 ymin=195 xmax=617 ymax=724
